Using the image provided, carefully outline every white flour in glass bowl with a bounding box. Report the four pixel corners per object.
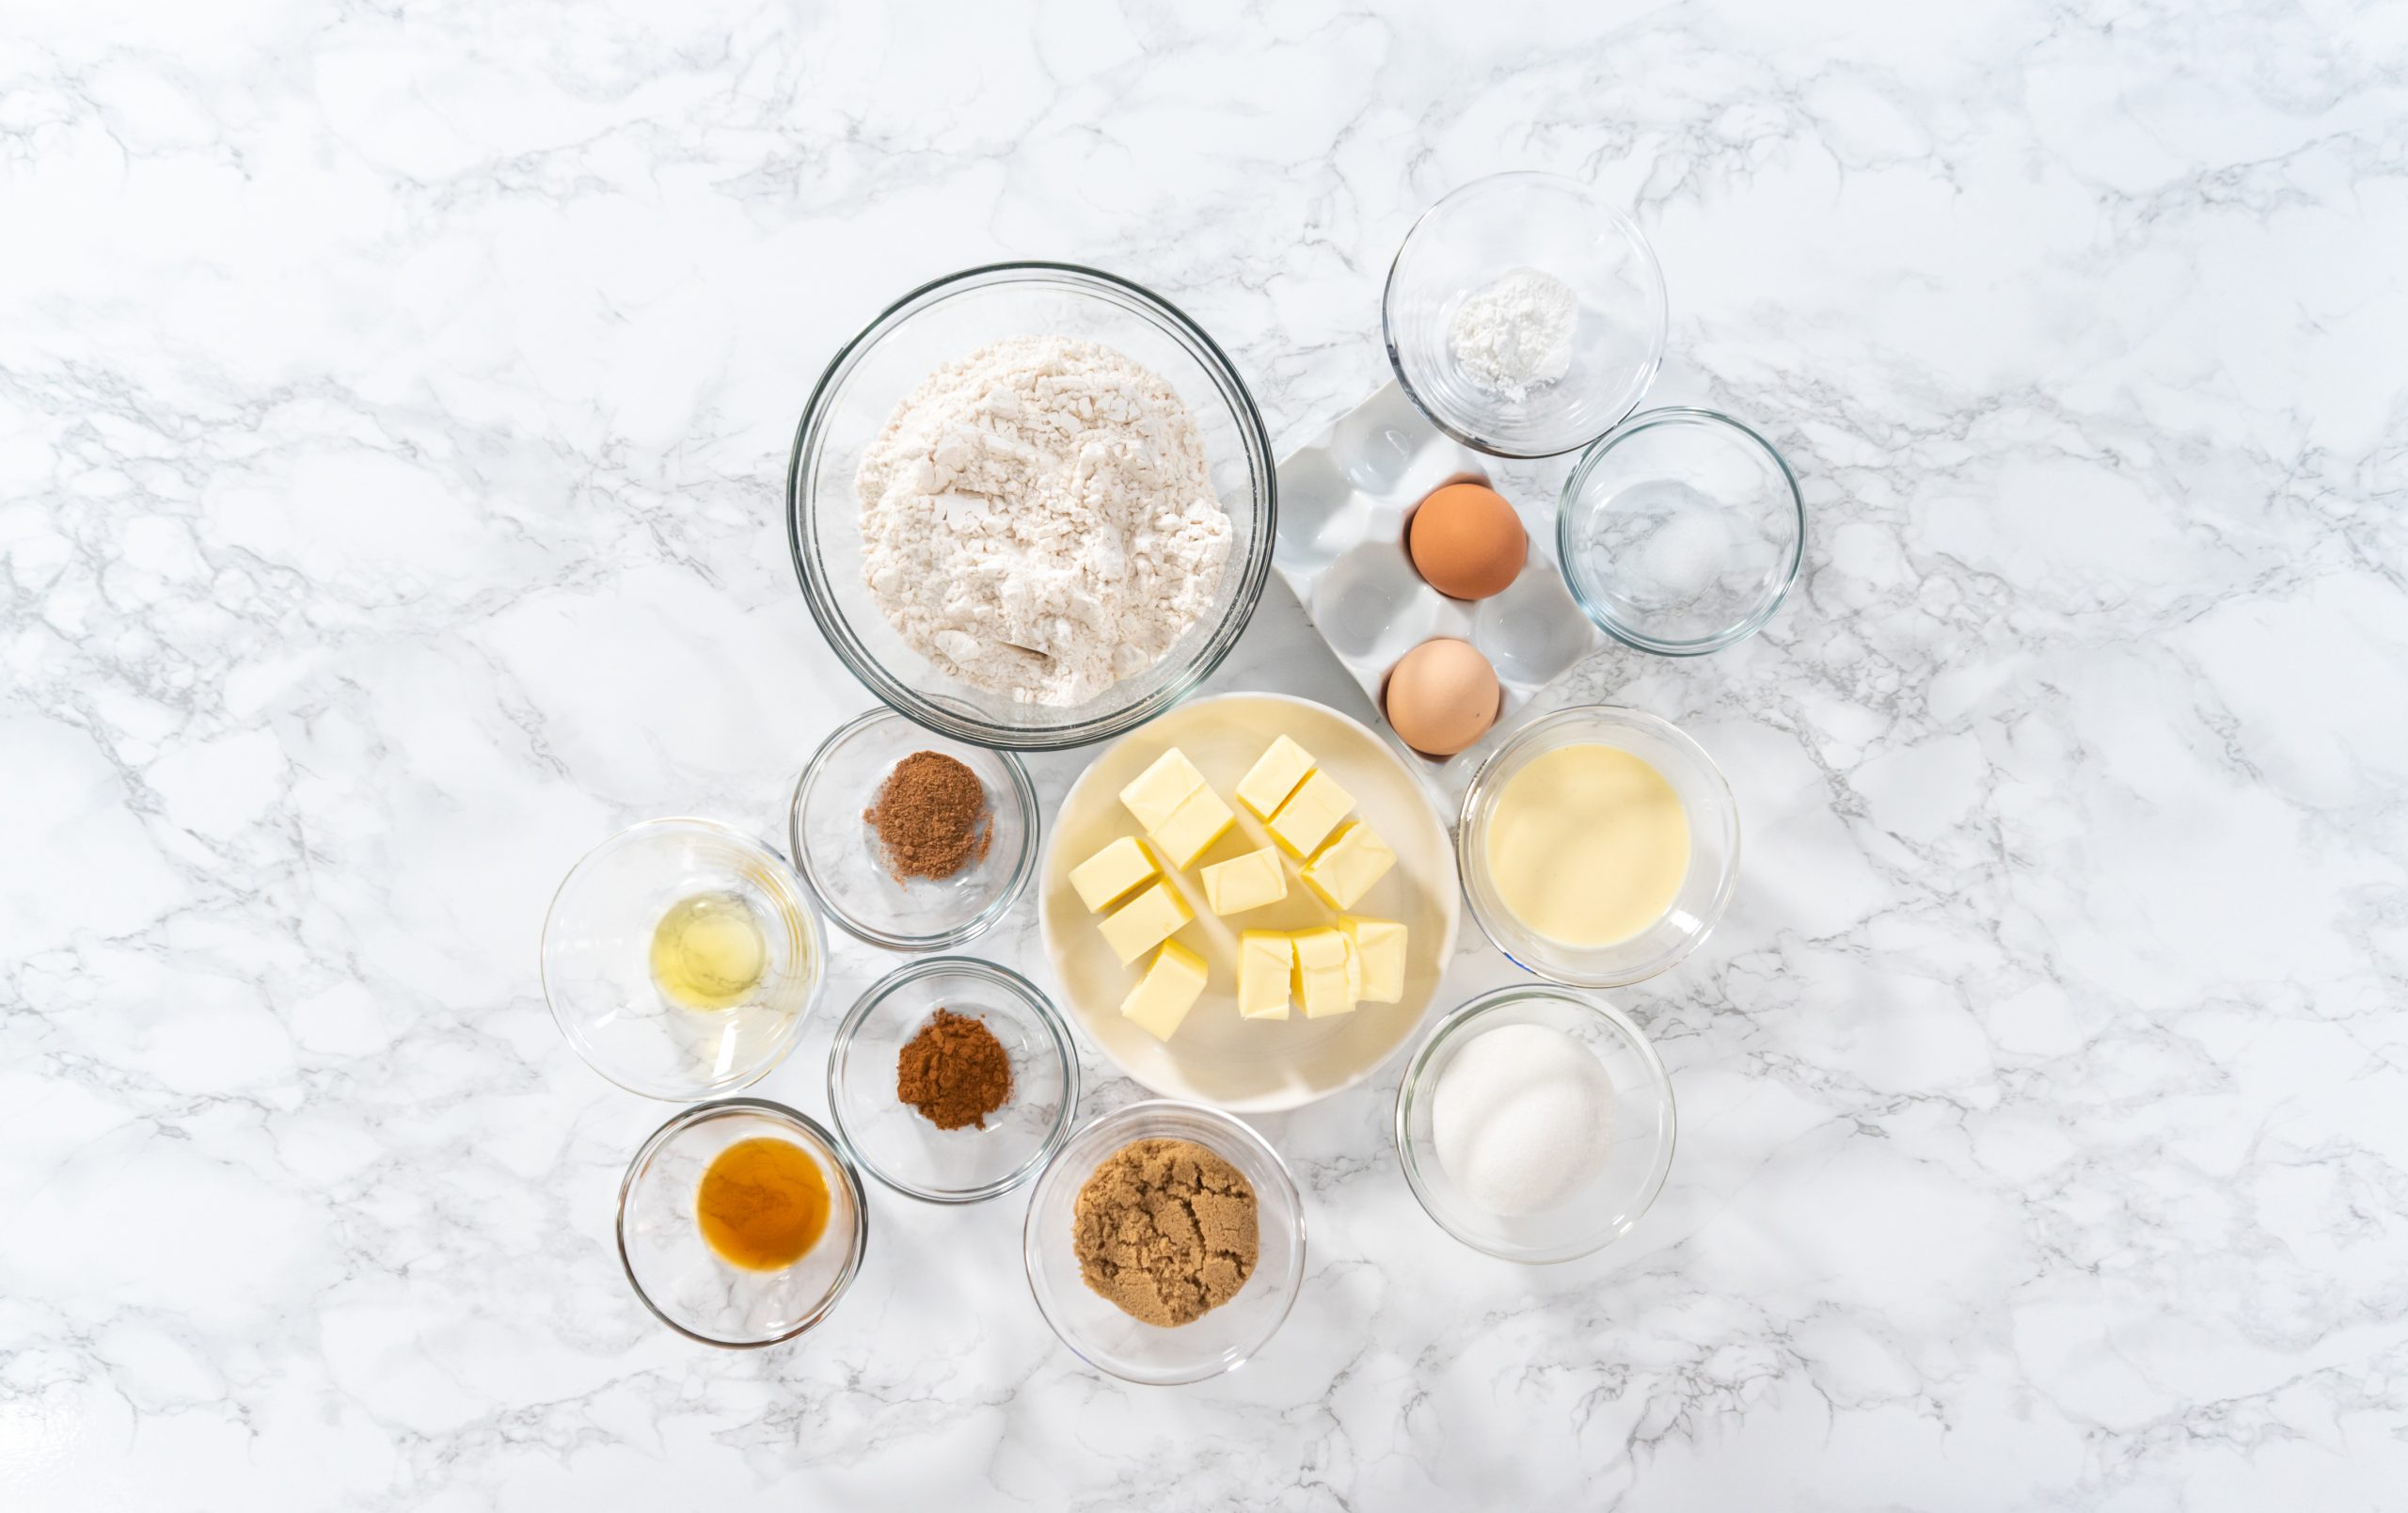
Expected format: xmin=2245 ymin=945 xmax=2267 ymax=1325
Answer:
xmin=855 ymin=336 xmax=1232 ymax=707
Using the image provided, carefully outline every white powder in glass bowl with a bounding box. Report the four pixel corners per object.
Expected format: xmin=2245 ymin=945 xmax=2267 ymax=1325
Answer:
xmin=1447 ymin=266 xmax=1579 ymax=403
xmin=1431 ymin=1022 xmax=1615 ymax=1216
xmin=855 ymin=336 xmax=1232 ymax=707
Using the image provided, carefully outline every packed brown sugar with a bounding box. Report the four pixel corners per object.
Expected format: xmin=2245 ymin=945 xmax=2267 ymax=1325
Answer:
xmin=1072 ymin=1138 xmax=1258 ymax=1327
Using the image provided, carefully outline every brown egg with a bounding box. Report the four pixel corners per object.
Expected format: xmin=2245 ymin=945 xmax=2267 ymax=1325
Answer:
xmin=1408 ymin=483 xmax=1527 ymax=600
xmin=1384 ymin=638 xmax=1501 ymax=757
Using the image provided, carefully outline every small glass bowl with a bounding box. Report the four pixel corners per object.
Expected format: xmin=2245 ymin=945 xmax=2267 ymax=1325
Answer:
xmin=1559 ymin=407 xmax=1805 ymax=655
xmin=826 ymin=957 xmax=1080 ymax=1203
xmin=541 ymin=819 xmax=826 ymax=1101
xmin=615 ymin=1098 xmax=869 ymax=1347
xmin=790 ymin=709 xmax=1039 ymax=950
xmin=1457 ymin=707 xmax=1739 ymax=988
xmin=1395 ymin=987 xmax=1675 ymax=1264
xmin=1022 ymin=1101 xmax=1306 ymax=1386
xmin=788 ymin=263 xmax=1277 ymax=751
xmin=1384 ymin=171 xmax=1668 ymax=459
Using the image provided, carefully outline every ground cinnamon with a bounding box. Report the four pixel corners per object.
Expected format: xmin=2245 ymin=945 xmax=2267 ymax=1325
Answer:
xmin=895 ymin=1008 xmax=1012 ymax=1131
xmin=863 ymin=751 xmax=992 ymax=882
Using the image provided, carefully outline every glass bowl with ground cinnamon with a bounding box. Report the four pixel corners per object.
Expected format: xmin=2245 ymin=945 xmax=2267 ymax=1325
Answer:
xmin=1021 ymin=1100 xmax=1306 ymax=1386
xmin=789 ymin=709 xmax=1039 ymax=951
xmin=826 ymin=957 xmax=1079 ymax=1204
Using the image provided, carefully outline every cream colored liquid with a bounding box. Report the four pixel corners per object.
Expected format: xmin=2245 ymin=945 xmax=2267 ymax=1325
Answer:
xmin=1484 ymin=744 xmax=1689 ymax=947
xmin=650 ymin=893 xmax=767 ymax=1011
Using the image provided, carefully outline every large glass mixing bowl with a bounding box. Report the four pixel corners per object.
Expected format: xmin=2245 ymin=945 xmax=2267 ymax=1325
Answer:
xmin=788 ymin=263 xmax=1276 ymax=751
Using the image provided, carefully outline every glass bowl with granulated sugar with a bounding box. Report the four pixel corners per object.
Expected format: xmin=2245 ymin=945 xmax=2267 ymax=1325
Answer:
xmin=789 ymin=708 xmax=1039 ymax=951
xmin=787 ymin=263 xmax=1277 ymax=753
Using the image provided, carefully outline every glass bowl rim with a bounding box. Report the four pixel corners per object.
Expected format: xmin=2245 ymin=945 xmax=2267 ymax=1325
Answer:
xmin=613 ymin=1096 xmax=871 ymax=1348
xmin=787 ymin=708 xmax=1041 ymax=951
xmin=1018 ymin=1097 xmax=1307 ymax=1385
xmin=1391 ymin=984 xmax=1678 ymax=1264
xmin=1556 ymin=406 xmax=1807 ymax=657
xmin=1455 ymin=705 xmax=1742 ymax=989
xmin=824 ymin=955 xmax=1083 ymax=1205
xmin=785 ymin=259 xmax=1279 ymax=752
xmin=1381 ymin=169 xmax=1670 ymax=460
xmin=540 ymin=816 xmax=827 ymax=1101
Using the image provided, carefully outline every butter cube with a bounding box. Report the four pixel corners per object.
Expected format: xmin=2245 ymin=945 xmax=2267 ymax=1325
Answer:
xmin=1291 ymin=927 xmax=1355 ymax=1019
xmin=1069 ymin=836 xmax=1159 ymax=913
xmin=1099 ymin=881 xmax=1192 ymax=966
xmin=1120 ymin=939 xmax=1208 ymax=1041
xmin=1235 ymin=735 xmax=1317 ymax=820
xmin=1119 ymin=748 xmax=1206 ymax=833
xmin=1339 ymin=916 xmax=1407 ymax=1003
xmin=1266 ymin=770 xmax=1354 ymax=858
xmin=1149 ymin=785 xmax=1236 ymax=869
xmin=1301 ymin=820 xmax=1396 ymax=910
xmin=1201 ymin=846 xmax=1286 ymax=916
xmin=1237 ymin=931 xmax=1294 ymax=1021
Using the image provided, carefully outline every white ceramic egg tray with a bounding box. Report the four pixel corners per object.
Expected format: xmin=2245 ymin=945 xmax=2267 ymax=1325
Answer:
xmin=1275 ymin=382 xmax=1606 ymax=808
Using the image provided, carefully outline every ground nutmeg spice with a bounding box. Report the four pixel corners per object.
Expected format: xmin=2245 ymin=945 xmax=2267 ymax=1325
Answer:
xmin=895 ymin=1008 xmax=1012 ymax=1131
xmin=863 ymin=751 xmax=992 ymax=882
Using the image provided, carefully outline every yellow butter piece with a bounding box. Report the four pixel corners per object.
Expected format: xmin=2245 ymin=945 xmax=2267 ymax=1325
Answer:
xmin=1267 ymin=769 xmax=1354 ymax=858
xmin=1119 ymin=748 xmax=1206 ymax=833
xmin=1339 ymin=916 xmax=1407 ymax=1003
xmin=1201 ymin=846 xmax=1286 ymax=916
xmin=1237 ymin=931 xmax=1294 ymax=1020
xmin=1235 ymin=735 xmax=1317 ymax=820
xmin=1098 ymin=881 xmax=1192 ymax=966
xmin=1069 ymin=836 xmax=1158 ymax=913
xmin=1301 ymin=820 xmax=1396 ymax=910
xmin=1149 ymin=785 xmax=1236 ymax=869
xmin=1291 ymin=927 xmax=1355 ymax=1019
xmin=1120 ymin=939 xmax=1208 ymax=1041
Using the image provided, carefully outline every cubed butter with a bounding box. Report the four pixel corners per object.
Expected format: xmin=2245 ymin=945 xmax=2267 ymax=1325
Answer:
xmin=1098 ymin=881 xmax=1192 ymax=966
xmin=1069 ymin=836 xmax=1158 ymax=913
xmin=1119 ymin=939 xmax=1208 ymax=1041
xmin=1237 ymin=931 xmax=1294 ymax=1021
xmin=1119 ymin=748 xmax=1206 ymax=833
xmin=1267 ymin=769 xmax=1354 ymax=858
xmin=1235 ymin=735 xmax=1317 ymax=820
xmin=1149 ymin=785 xmax=1235 ymax=869
xmin=1201 ymin=846 xmax=1286 ymax=916
xmin=1339 ymin=916 xmax=1407 ymax=1003
xmin=1301 ymin=820 xmax=1396 ymax=910
xmin=1291 ymin=926 xmax=1356 ymax=1019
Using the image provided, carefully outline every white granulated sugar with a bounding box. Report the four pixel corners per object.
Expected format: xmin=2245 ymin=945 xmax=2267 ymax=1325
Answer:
xmin=1448 ymin=266 xmax=1579 ymax=402
xmin=856 ymin=337 xmax=1232 ymax=706
xmin=1431 ymin=1022 xmax=1614 ymax=1216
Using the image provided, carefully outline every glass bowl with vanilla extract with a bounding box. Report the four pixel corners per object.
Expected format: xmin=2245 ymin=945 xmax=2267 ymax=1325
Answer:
xmin=542 ymin=818 xmax=827 ymax=1100
xmin=617 ymin=1098 xmax=869 ymax=1347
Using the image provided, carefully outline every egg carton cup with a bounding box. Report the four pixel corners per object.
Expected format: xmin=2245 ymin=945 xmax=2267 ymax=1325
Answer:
xmin=1275 ymin=382 xmax=1605 ymax=808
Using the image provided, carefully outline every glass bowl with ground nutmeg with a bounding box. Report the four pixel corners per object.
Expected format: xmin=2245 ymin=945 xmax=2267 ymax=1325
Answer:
xmin=1021 ymin=1100 xmax=1305 ymax=1385
xmin=790 ymin=709 xmax=1040 ymax=951
xmin=827 ymin=958 xmax=1079 ymax=1203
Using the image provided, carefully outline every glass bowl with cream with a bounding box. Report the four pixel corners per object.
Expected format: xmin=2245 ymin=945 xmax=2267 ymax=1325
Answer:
xmin=1456 ymin=706 xmax=1738 ymax=987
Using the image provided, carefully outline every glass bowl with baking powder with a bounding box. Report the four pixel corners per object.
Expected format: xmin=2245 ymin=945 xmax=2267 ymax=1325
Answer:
xmin=1395 ymin=986 xmax=1675 ymax=1264
xmin=1384 ymin=172 xmax=1668 ymax=459
xmin=789 ymin=263 xmax=1277 ymax=752
xmin=1021 ymin=1100 xmax=1306 ymax=1386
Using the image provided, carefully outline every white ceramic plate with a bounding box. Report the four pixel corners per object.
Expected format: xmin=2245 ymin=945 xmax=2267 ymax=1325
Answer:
xmin=1038 ymin=692 xmax=1461 ymax=1111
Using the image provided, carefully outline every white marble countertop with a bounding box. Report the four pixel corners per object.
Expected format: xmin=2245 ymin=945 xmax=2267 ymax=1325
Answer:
xmin=7 ymin=1 xmax=2406 ymax=1508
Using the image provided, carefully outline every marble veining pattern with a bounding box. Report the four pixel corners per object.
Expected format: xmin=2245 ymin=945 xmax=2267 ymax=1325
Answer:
xmin=3 ymin=0 xmax=2404 ymax=1507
